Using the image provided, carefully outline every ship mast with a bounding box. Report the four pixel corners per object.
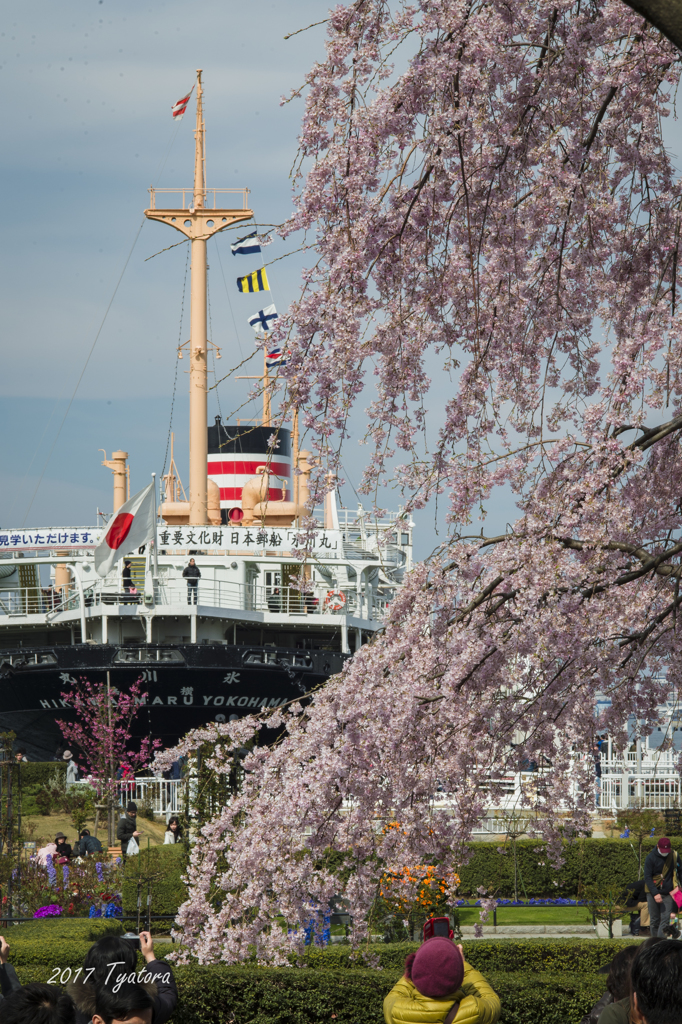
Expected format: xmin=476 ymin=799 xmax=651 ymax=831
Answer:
xmin=145 ymin=70 xmax=253 ymax=524
xmin=189 ymin=70 xmax=208 ymax=524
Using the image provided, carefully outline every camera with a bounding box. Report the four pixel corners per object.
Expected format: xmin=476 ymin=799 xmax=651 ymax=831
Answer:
xmin=122 ymin=931 xmax=141 ymax=951
xmin=422 ymin=917 xmax=453 ymax=941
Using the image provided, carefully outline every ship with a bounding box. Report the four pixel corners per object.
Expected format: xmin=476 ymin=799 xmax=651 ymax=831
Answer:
xmin=0 ymin=71 xmax=412 ymax=760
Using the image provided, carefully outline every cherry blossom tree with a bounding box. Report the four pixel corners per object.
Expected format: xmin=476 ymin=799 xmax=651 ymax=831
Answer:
xmin=158 ymin=0 xmax=682 ymax=961
xmin=57 ymin=678 xmax=158 ymax=844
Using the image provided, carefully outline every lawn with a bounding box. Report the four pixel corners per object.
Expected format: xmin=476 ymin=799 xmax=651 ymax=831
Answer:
xmin=457 ymin=906 xmax=617 ymax=926
xmin=21 ymin=812 xmax=169 ymax=849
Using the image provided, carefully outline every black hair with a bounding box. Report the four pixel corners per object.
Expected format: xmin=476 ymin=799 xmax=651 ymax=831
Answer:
xmin=165 ymin=816 xmax=183 ymax=837
xmin=82 ymin=935 xmax=137 ymax=983
xmin=79 ymin=829 xmax=90 ymax=837
xmin=0 ymin=984 xmax=75 ymax=1024
xmin=93 ymin=983 xmax=152 ymax=1024
xmin=606 ymin=944 xmax=640 ymax=1000
xmin=632 ymin=939 xmax=682 ymax=1024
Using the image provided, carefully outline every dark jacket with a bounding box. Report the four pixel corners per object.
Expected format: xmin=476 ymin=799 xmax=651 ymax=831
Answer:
xmin=625 ymin=879 xmax=647 ymax=906
xmin=69 ymin=959 xmax=177 ymax=1024
xmin=644 ymin=847 xmax=682 ymax=897
xmin=182 ymin=564 xmax=201 ymax=579
xmin=0 ymin=963 xmax=21 ymax=999
xmin=74 ymin=834 xmax=103 ymax=857
xmin=580 ymin=990 xmax=612 ymax=1024
xmin=122 ymin=565 xmax=132 ymax=585
xmin=597 ymin=996 xmax=629 ymax=1024
xmin=55 ymin=841 xmax=72 ymax=860
xmin=116 ymin=813 xmax=138 ymax=849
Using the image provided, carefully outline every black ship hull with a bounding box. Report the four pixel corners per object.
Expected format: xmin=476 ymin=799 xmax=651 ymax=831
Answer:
xmin=0 ymin=644 xmax=346 ymax=760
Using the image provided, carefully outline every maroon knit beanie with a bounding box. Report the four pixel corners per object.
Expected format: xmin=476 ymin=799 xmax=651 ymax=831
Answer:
xmin=406 ymin=937 xmax=464 ymax=999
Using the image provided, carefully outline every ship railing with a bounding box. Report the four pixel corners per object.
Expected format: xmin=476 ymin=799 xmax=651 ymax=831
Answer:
xmin=0 ymin=585 xmax=81 ymax=617
xmin=0 ymin=582 xmax=390 ymax=623
xmin=147 ymin=187 xmax=250 ymax=211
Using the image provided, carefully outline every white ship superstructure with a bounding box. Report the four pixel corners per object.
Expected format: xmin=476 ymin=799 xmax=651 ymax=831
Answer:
xmin=0 ymin=71 xmax=412 ymax=760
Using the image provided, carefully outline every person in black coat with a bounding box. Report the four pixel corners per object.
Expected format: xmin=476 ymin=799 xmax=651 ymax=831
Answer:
xmin=0 ymin=936 xmax=22 ymax=1002
xmin=54 ymin=833 xmax=72 ymax=861
xmin=182 ymin=559 xmax=201 ymax=604
xmin=116 ymin=802 xmax=142 ymax=857
xmin=67 ymin=932 xmax=177 ymax=1024
xmin=643 ymin=836 xmax=682 ymax=937
xmin=73 ymin=829 xmax=103 ymax=858
xmin=121 ymin=561 xmax=133 ymax=592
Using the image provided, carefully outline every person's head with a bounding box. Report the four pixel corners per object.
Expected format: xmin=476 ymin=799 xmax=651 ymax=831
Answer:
xmin=54 ymin=833 xmax=67 ymax=846
xmin=124 ymin=561 xmax=131 ymax=568
xmin=14 ymin=748 xmax=26 ymax=762
xmin=631 ymin=939 xmax=682 ymax=1024
xmin=62 ymin=750 xmax=73 ymax=762
xmin=188 ymin=558 xmax=195 ymax=566
xmin=166 ymin=816 xmax=181 ymax=835
xmin=81 ymin=936 xmax=137 ymax=986
xmin=92 ymin=983 xmax=153 ymax=1024
xmin=79 ymin=829 xmax=90 ymax=839
xmin=404 ymin=937 xmax=464 ymax=999
xmin=606 ymin=944 xmax=640 ymax=1000
xmin=0 ymin=983 xmax=75 ymax=1024
xmin=658 ymin=837 xmax=672 ymax=857
xmin=126 ymin=802 xmax=137 ymax=818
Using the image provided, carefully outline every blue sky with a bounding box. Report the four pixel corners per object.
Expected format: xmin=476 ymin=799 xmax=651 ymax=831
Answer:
xmin=3 ymin=1 xmax=681 ymax=561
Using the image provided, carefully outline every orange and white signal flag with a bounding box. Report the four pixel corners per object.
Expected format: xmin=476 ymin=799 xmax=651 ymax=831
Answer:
xmin=171 ymin=86 xmax=194 ymax=120
xmin=94 ymin=483 xmax=156 ymax=577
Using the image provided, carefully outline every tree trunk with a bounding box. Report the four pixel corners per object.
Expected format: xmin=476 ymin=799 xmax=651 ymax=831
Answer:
xmin=620 ymin=0 xmax=682 ymax=51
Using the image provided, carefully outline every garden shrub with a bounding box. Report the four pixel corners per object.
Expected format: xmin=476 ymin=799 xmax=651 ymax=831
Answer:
xmin=121 ymin=843 xmax=187 ymax=917
xmin=301 ymin=938 xmax=631 ymax=973
xmin=0 ymin=964 xmax=607 ymax=1024
xmin=455 ymin=837 xmax=682 ymax=898
xmin=20 ymin=763 xmax=67 ymax=816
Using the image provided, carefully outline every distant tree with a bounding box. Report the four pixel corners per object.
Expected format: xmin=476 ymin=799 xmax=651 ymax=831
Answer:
xmin=617 ymin=807 xmax=666 ymax=878
xmin=56 ymin=678 xmax=158 ymax=845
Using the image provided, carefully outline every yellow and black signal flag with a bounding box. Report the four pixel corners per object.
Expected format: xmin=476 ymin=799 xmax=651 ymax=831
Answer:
xmin=237 ymin=268 xmax=270 ymax=293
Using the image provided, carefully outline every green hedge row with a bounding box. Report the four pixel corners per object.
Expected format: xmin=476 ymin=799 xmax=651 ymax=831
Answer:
xmin=302 ymin=938 xmax=634 ymax=973
xmin=122 ymin=837 xmax=679 ymax=917
xmin=6 ymin=964 xmax=605 ymax=1024
xmin=454 ymin=837 xmax=682 ymax=898
xmin=20 ymin=763 xmax=66 ymax=789
xmin=121 ymin=844 xmax=187 ymax=916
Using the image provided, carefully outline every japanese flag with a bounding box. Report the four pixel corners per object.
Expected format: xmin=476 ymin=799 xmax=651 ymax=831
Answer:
xmin=94 ymin=483 xmax=156 ymax=577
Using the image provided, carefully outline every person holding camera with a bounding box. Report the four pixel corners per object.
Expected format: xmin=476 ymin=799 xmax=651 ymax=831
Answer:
xmin=68 ymin=932 xmax=177 ymax=1024
xmin=383 ymin=921 xmax=500 ymax=1024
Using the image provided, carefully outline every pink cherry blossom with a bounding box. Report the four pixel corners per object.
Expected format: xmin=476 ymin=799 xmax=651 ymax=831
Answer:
xmin=158 ymin=0 xmax=682 ymax=962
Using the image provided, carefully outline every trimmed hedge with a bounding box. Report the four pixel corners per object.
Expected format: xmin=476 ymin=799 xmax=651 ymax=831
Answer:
xmin=3 ymin=919 xmax=123 ymax=968
xmin=302 ymin=938 xmax=636 ymax=973
xmin=7 ymin=965 xmax=606 ymax=1024
xmin=20 ymin=763 xmax=66 ymax=788
xmin=456 ymin=837 xmax=682 ymax=898
xmin=122 ymin=843 xmax=187 ymax=916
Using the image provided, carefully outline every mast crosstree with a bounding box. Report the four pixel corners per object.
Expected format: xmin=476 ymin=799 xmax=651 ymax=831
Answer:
xmin=145 ymin=69 xmax=253 ymax=525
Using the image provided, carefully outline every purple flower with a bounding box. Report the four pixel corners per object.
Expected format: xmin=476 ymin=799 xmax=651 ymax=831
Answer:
xmin=95 ymin=862 xmax=104 ymax=882
xmin=34 ymin=905 xmax=62 ymax=918
xmin=45 ymin=855 xmax=57 ymax=887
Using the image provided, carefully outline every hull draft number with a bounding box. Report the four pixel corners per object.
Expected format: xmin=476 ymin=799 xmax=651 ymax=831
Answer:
xmin=324 ymin=589 xmax=346 ymax=613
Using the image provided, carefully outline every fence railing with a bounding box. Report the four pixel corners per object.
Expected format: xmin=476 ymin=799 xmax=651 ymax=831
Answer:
xmin=114 ymin=778 xmax=184 ymax=819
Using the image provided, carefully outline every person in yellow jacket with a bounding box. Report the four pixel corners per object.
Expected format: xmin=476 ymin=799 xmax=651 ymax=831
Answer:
xmin=383 ymin=937 xmax=501 ymax=1024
